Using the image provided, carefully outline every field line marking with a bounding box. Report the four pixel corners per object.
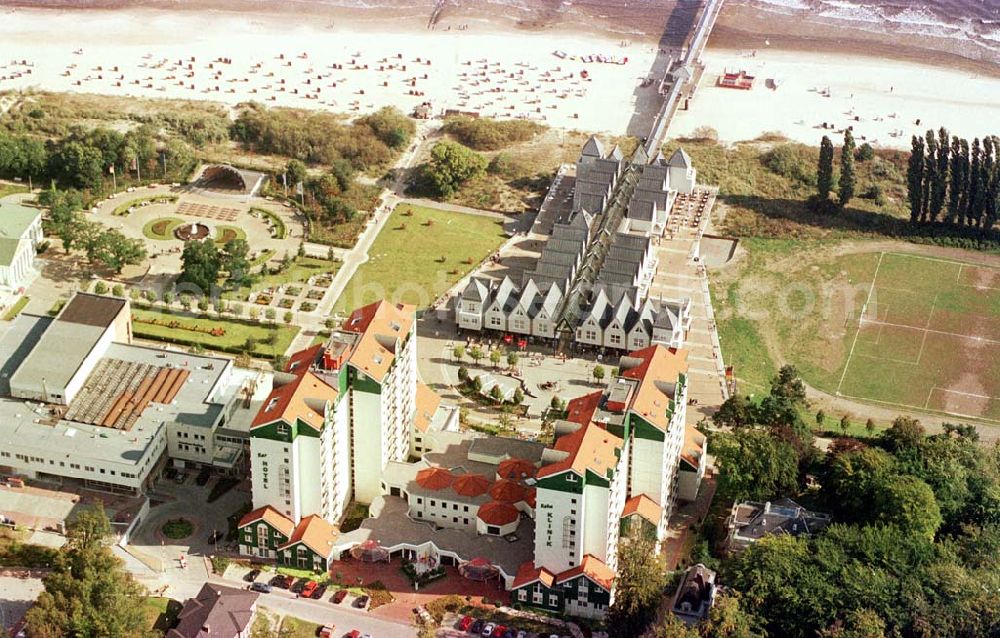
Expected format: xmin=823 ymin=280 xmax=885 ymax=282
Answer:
xmin=837 ymin=251 xmax=884 ymax=395
xmin=914 ymin=293 xmax=938 ymax=366
xmin=859 ymin=319 xmax=1000 ymax=347
xmin=932 ymin=387 xmax=1000 ymax=401
xmin=837 ymin=391 xmax=1000 ymax=425
xmin=886 ymin=251 xmax=1000 ymax=271
xmin=852 ymin=352 xmax=920 ymax=365
xmin=956 ymin=263 xmax=963 ymax=284
xmin=924 ymin=386 xmax=935 ymax=409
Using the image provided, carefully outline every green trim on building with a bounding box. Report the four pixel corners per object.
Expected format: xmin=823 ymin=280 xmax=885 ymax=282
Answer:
xmin=238 ymin=518 xmax=289 ymax=553
xmin=630 ymin=413 xmax=665 ymax=442
xmin=513 ymin=573 xmax=611 ymax=618
xmin=585 ymin=469 xmax=610 ymax=489
xmin=535 ymin=471 xmax=584 ymax=494
xmin=250 ymin=415 xmax=322 ymax=443
xmin=348 ymin=365 xmax=383 ymax=395
xmin=276 ymin=541 xmax=328 ymax=571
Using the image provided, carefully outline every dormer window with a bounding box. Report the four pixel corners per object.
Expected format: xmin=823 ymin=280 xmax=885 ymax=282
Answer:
xmin=265 ymin=397 xmax=279 ymax=412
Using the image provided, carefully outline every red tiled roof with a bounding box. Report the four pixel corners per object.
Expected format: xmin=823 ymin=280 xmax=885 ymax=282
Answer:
xmin=477 ymin=501 xmax=520 ymax=526
xmin=622 ymin=494 xmax=661 ymax=525
xmin=524 ymin=487 xmax=536 ymax=508
xmin=278 ymin=515 xmax=338 ymax=558
xmin=489 ymin=478 xmax=527 ymax=503
xmin=565 ymin=390 xmax=603 ymax=426
xmin=536 ymin=422 xmax=623 ymax=480
xmin=238 ymin=505 xmax=295 ymax=537
xmin=497 ymin=458 xmax=536 ymax=481
xmin=251 ymin=370 xmax=339 ymax=431
xmin=452 ymin=473 xmax=491 ymax=497
xmin=284 ymin=344 xmax=322 ymax=373
xmin=556 ymin=554 xmax=615 ymax=591
xmin=620 ymin=345 xmax=689 ymax=432
xmin=415 ymin=467 xmax=455 ymax=491
xmin=512 ymin=560 xmax=556 ymax=589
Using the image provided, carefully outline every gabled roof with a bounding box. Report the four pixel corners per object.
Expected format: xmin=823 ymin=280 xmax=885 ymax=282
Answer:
xmin=461 ymin=278 xmax=490 ymax=302
xmin=668 ymin=148 xmax=693 ymax=169
xmin=477 ymin=500 xmax=520 ymax=526
xmin=630 ymin=144 xmax=649 ymax=165
xmin=512 ymin=560 xmax=556 ymax=589
xmin=565 ymin=391 xmax=603 ymax=427
xmin=279 ymin=515 xmax=338 ymax=558
xmin=412 ymin=382 xmax=442 ymax=433
xmin=251 ymin=369 xmax=338 ymax=432
xmin=489 ymin=276 xmax=519 ymax=312
xmin=342 ymin=300 xmax=415 ymax=382
xmin=539 ymin=284 xmax=563 ymax=316
xmin=622 ymin=494 xmax=662 ymax=525
xmin=608 ymin=145 xmax=624 ymax=161
xmin=619 ymin=345 xmax=689 ymax=432
xmin=537 ymin=421 xmax=623 ymax=480
xmin=627 ymin=199 xmax=657 ymax=222
xmin=581 ymin=135 xmax=605 ymax=158
xmin=238 ymin=505 xmax=295 ymax=537
xmin=682 ymin=424 xmax=706 ymax=468
xmin=167 ymin=583 xmax=258 ymax=638
xmin=556 ymin=554 xmax=616 ymax=591
xmin=584 ymin=289 xmax=611 ymax=326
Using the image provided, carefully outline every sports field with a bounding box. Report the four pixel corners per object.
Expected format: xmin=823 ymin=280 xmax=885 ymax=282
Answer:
xmin=837 ymin=252 xmax=1000 ymax=422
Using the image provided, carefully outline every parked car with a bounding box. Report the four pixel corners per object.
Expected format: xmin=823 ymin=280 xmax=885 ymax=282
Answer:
xmin=243 ymin=569 xmax=261 ymax=582
xmin=317 ymin=626 xmax=336 ymax=638
xmin=300 ymin=580 xmax=319 ymax=598
xmin=458 ymin=616 xmax=475 ymax=631
xmin=353 ymin=594 xmax=369 ymax=609
xmin=331 ymin=589 xmax=348 ymax=604
xmin=311 ymin=584 xmax=327 ymax=600
xmin=491 ymin=625 xmax=507 ymax=638
xmin=195 ymin=468 xmax=211 ymax=486
xmin=470 ymin=620 xmax=485 ymax=634
xmin=516 ymin=631 xmax=528 ymax=638
xmin=291 ymin=578 xmax=307 ymax=594
xmin=249 ymin=582 xmax=272 ymax=594
xmin=481 ymin=624 xmax=495 ymax=637
xmin=501 ymin=629 xmax=517 ymax=638
xmin=343 ymin=631 xmax=361 ymax=638
xmin=271 ymin=574 xmax=294 ymax=589
xmin=173 ymin=471 xmax=186 ymax=484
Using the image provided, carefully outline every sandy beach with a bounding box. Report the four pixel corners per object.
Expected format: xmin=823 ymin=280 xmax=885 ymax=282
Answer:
xmin=0 ymin=7 xmax=658 ymax=134
xmin=670 ymin=46 xmax=1000 ymax=149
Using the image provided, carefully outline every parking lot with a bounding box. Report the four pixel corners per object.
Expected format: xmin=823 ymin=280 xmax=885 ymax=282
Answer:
xmin=436 ymin=612 xmax=575 ymax=638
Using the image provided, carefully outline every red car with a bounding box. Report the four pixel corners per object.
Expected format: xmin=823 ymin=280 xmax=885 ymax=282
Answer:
xmin=299 ymin=580 xmax=318 ymax=598
xmin=491 ymin=626 xmax=507 ymax=638
xmin=331 ymin=589 xmax=349 ymax=604
xmin=458 ymin=616 xmax=475 ymax=631
xmin=343 ymin=631 xmax=361 ymax=638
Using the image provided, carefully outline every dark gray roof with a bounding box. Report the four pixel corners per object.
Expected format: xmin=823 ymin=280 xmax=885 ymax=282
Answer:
xmin=627 ymin=199 xmax=656 ymax=222
xmin=630 ymin=144 xmax=649 ymax=165
xmin=594 ymin=157 xmax=624 ymax=176
xmin=59 ymin=293 xmax=127 ymax=327
xmin=576 ymin=163 xmax=617 ymax=186
xmin=462 ymin=278 xmax=490 ymax=302
xmin=611 ymin=233 xmax=651 ymax=252
xmin=491 ymin=277 xmax=520 ymax=312
xmin=633 ymin=188 xmax=670 ymax=210
xmin=594 ymin=270 xmax=635 ymax=286
xmin=167 ymin=583 xmax=258 ymax=638
xmin=538 ymin=250 xmax=579 ymax=268
xmin=581 ymin=135 xmax=605 ymax=158
xmin=601 ymin=258 xmax=641 ymax=277
xmin=575 ymin=193 xmax=608 ymax=217
xmin=608 ymin=145 xmax=624 ymax=161
xmin=607 ymin=246 xmax=647 ymax=264
xmin=668 ymin=148 xmax=693 ymax=169
xmin=544 ymin=237 xmax=586 ymax=257
xmin=575 ymin=180 xmax=612 ymax=197
xmin=732 ymin=499 xmax=831 ymax=542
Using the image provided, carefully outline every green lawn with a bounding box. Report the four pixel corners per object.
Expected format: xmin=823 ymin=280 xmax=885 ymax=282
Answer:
xmin=214 ymin=225 xmax=247 ymax=244
xmin=142 ymin=217 xmax=185 ymax=241
xmin=226 ymin=256 xmax=339 ymax=301
xmin=333 ymin=204 xmax=506 ymax=314
xmin=278 ymin=615 xmax=322 ymax=638
xmin=131 ymin=307 xmax=298 ymax=358
xmin=113 ymin=194 xmax=178 ymax=216
xmin=3 ymin=296 xmax=30 ymax=321
xmin=142 ymin=597 xmax=182 ymax=634
xmin=0 ymin=183 xmax=28 ymax=199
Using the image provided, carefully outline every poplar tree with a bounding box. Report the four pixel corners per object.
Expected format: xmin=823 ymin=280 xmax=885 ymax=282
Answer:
xmin=838 ymin=129 xmax=856 ymax=208
xmin=930 ymin=127 xmax=950 ymax=221
xmin=907 ymin=135 xmax=924 ymax=223
xmin=948 ymin=136 xmax=962 ymax=223
xmin=958 ymin=138 xmax=971 ymax=225
xmin=969 ymin=138 xmax=982 ymax=227
xmin=922 ymin=130 xmax=937 ymax=222
xmin=817 ymin=135 xmax=835 ymax=203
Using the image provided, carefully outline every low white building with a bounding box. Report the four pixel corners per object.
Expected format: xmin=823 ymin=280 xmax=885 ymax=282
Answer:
xmin=0 ymin=200 xmax=43 ymax=294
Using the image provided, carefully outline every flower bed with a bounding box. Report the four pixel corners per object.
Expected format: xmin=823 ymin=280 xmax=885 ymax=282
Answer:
xmin=299 ymin=302 xmax=316 ymax=312
xmin=133 ymin=314 xmax=226 ymax=336
xmin=278 ymin=298 xmax=295 ymax=309
xmin=306 ymin=289 xmax=325 ymax=300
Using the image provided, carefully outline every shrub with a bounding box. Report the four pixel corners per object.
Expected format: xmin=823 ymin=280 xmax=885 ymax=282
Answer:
xmin=856 ymin=142 xmax=875 ymax=161
xmin=442 ymin=116 xmax=543 ymax=151
xmin=93 ymin=281 xmax=108 ymax=294
xmin=762 ymin=143 xmax=815 ymax=186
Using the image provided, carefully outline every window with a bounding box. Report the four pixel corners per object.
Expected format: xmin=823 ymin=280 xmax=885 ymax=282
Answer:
xmin=566 ymin=474 xmax=577 ymax=483
xmin=277 ymin=423 xmax=290 ymax=436
xmin=518 ymin=590 xmax=527 ymax=601
xmin=610 ymin=333 xmax=621 ymax=345
xmin=463 ymin=505 xmax=469 ymax=512
xmin=417 ymin=498 xmax=423 ymax=504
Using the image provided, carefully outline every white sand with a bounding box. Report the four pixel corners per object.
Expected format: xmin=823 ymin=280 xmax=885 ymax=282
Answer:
xmin=0 ymin=8 xmax=656 ymax=134
xmin=670 ymin=47 xmax=1000 ymax=149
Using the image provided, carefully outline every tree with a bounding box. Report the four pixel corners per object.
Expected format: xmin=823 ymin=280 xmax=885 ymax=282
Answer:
xmin=93 ymin=281 xmax=108 ymax=295
xmin=506 ymin=351 xmax=518 ymax=369
xmin=839 ymin=415 xmax=851 ymax=435
xmin=821 ymin=447 xmax=896 ymax=521
xmin=921 ymin=130 xmax=937 ymax=221
xmin=489 ymin=349 xmax=502 ymax=369
xmin=512 ymin=387 xmax=524 ymax=405
xmin=817 ymin=135 xmax=835 ymax=203
xmin=819 ymin=609 xmax=886 ymax=638
xmin=178 ymin=238 xmax=220 ymax=293
xmin=453 ymin=345 xmax=465 ymax=361
xmin=838 ymin=130 xmax=856 ymax=207
xmin=907 ymin=135 xmax=925 ymax=223
xmin=606 ymin=527 xmax=667 ymax=638
xmin=816 ymin=410 xmax=826 ymax=427
xmin=882 ymin=416 xmax=925 ymax=452
xmin=425 ymin=140 xmax=487 ymax=198
xmin=712 ymin=429 xmax=800 ymax=502
xmin=873 ymin=474 xmax=942 ymax=539
xmin=468 ymin=345 xmax=484 ymax=365
xmin=88 ymin=229 xmax=146 ymax=273
xmin=770 ymin=365 xmax=807 ymax=404
xmin=457 ymin=366 xmax=469 ymax=382
xmin=702 ymin=592 xmax=765 ymax=638
xmin=283 ymin=311 xmax=293 ymax=324
xmin=111 ymin=284 xmax=124 ymax=297
xmin=714 ymin=395 xmax=756 ymax=429
xmin=26 ymin=505 xmax=148 ymax=638
xmin=930 ymin=127 xmax=950 ymax=220
xmin=221 ymin=239 xmax=252 ymax=286
xmin=593 ymin=364 xmax=606 ymax=384
xmin=948 ymin=135 xmax=963 ymax=223
xmin=865 ymin=418 xmax=876 ymax=436
xmin=285 ymin=159 xmax=308 ymax=189
xmin=264 ymin=307 xmax=276 ymax=324
xmin=489 ymin=384 xmax=503 ymax=403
